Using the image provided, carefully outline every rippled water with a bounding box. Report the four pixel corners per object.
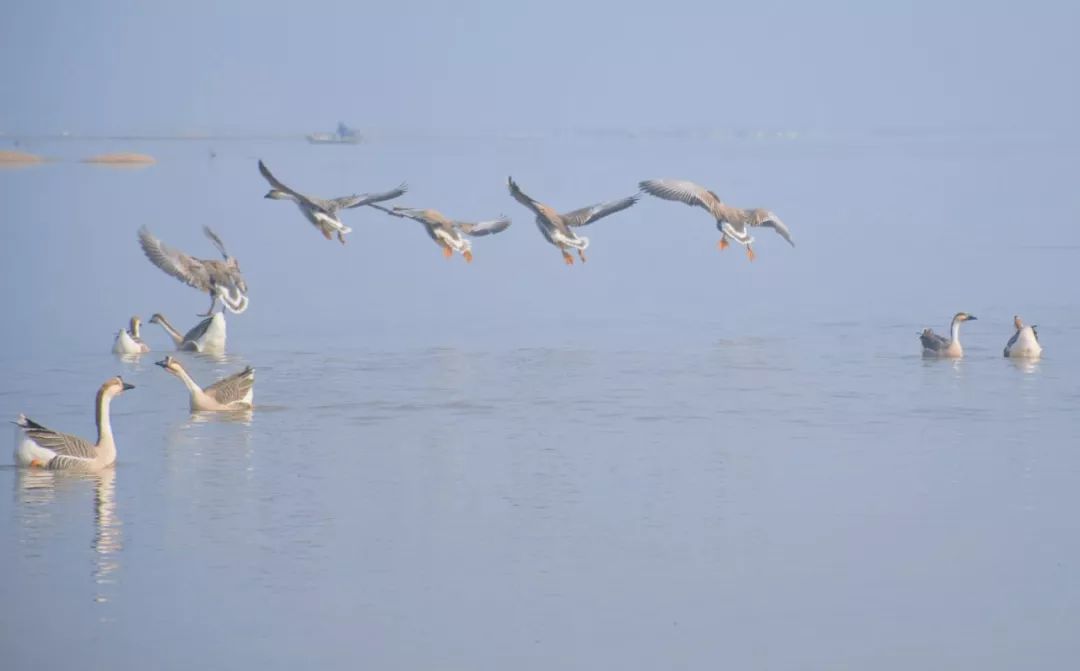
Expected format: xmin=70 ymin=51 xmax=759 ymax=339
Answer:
xmin=2 ymin=135 xmax=1079 ymax=669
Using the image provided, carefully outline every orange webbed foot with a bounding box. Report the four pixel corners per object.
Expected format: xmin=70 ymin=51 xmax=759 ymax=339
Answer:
xmin=29 ymin=459 xmax=44 ymax=469
xmin=463 ymin=250 xmax=474 ymax=263
xmin=718 ymin=238 xmax=730 ymax=251
xmin=562 ymin=251 xmax=574 ymax=266
xmin=746 ymin=246 xmax=756 ymax=262
xmin=442 ymin=246 xmax=453 ymax=259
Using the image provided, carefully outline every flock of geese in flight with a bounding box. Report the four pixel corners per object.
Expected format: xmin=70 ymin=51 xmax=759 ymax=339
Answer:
xmin=13 ymin=160 xmax=1043 ymax=471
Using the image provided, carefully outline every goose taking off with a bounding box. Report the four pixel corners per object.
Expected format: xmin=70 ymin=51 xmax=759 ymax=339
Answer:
xmin=156 ymin=356 xmax=254 ymax=411
xmin=1004 ymin=315 xmax=1042 ymax=359
xmin=138 ymin=226 xmax=248 ymax=316
xmin=367 ymin=203 xmax=511 ymax=262
xmin=13 ymin=377 xmax=135 ymax=471
xmin=150 ymin=312 xmax=227 ymax=353
xmin=507 ymin=177 xmax=638 ymax=265
xmin=258 ymin=159 xmax=407 ymax=244
xmin=112 ymin=316 xmax=150 ymax=354
xmin=638 ymin=179 xmax=794 ymax=261
xmin=920 ymin=312 xmax=977 ymax=358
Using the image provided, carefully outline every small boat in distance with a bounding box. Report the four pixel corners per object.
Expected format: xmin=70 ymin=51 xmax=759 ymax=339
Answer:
xmin=306 ymin=122 xmax=362 ymax=145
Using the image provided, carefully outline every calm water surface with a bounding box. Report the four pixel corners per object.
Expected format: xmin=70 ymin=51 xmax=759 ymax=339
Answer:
xmin=1 ymin=135 xmax=1079 ymax=669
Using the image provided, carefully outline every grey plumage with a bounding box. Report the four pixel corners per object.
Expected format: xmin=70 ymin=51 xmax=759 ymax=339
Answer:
xmin=15 ymin=414 xmax=97 ymax=467
xmin=204 ymin=366 xmax=255 ymax=405
xmin=920 ymin=329 xmax=951 ymax=353
xmin=259 ymin=159 xmax=407 ymax=243
xmin=507 ymin=177 xmax=638 ymax=264
xmin=138 ymin=226 xmax=249 ymax=315
xmin=638 ymin=178 xmax=794 ymax=254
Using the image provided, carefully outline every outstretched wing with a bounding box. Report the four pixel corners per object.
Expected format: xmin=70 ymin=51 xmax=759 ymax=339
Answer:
xmin=138 ymin=227 xmax=213 ymax=292
xmin=205 ymin=367 xmax=255 ymax=405
xmin=258 ymin=160 xmax=305 ymax=199
xmin=560 ymin=195 xmax=639 ymax=227
xmin=749 ymin=210 xmax=795 ymax=247
xmin=16 ymin=415 xmax=97 ymax=460
xmin=339 ymin=183 xmax=409 ymax=209
xmin=638 ymin=179 xmax=723 ymax=215
xmin=202 ymin=226 xmax=230 ymax=258
xmin=507 ymin=177 xmax=568 ymax=234
xmin=455 ymin=216 xmax=512 ymax=237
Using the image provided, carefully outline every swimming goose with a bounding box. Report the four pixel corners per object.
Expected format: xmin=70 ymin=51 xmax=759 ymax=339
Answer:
xmin=112 ymin=316 xmax=150 ymax=354
xmin=258 ymin=159 xmax=407 ymax=245
xmin=13 ymin=377 xmax=135 ymax=471
xmin=138 ymin=226 xmax=249 ymax=316
xmin=149 ymin=312 xmax=227 ymax=353
xmin=638 ymin=179 xmax=794 ymax=261
xmin=155 ymin=356 xmax=254 ymax=411
xmin=1003 ymin=315 xmax=1042 ymax=359
xmin=920 ymin=312 xmax=977 ymax=358
xmin=507 ymin=177 xmax=638 ymax=265
xmin=367 ymin=203 xmax=511 ymax=262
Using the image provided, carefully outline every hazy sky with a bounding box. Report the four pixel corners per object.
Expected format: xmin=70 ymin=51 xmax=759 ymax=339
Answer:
xmin=2 ymin=0 xmax=1078 ymax=135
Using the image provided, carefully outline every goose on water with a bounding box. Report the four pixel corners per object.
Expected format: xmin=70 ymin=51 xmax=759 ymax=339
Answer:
xmin=13 ymin=377 xmax=135 ymax=471
xmin=1003 ymin=315 xmax=1042 ymax=359
xmin=920 ymin=312 xmax=977 ymax=358
xmin=155 ymin=356 xmax=254 ymax=411
xmin=149 ymin=312 xmax=226 ymax=353
xmin=112 ymin=316 xmax=150 ymax=354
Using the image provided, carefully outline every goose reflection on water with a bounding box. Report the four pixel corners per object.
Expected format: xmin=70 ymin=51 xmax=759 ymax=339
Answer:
xmin=15 ymin=468 xmax=122 ymax=605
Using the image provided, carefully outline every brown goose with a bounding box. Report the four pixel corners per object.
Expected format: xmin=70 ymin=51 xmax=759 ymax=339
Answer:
xmin=638 ymin=179 xmax=794 ymax=261
xmin=507 ymin=177 xmax=638 ymax=265
xmin=368 ymin=203 xmax=511 ymax=262
xmin=138 ymin=226 xmax=248 ymax=315
xmin=920 ymin=312 xmax=977 ymax=358
xmin=14 ymin=377 xmax=135 ymax=471
xmin=156 ymin=356 xmax=254 ymax=411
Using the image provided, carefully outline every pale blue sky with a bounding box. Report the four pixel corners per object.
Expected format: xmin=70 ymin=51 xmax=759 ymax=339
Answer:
xmin=2 ymin=0 xmax=1078 ymax=135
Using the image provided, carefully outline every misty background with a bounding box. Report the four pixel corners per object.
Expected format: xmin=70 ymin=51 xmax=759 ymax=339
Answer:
xmin=3 ymin=3 xmax=1080 ymax=670
xmin=3 ymin=1 xmax=1078 ymax=136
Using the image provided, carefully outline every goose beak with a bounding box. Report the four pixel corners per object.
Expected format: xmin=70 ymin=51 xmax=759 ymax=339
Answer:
xmin=154 ymin=359 xmax=169 ymax=369
xmin=968 ymin=315 xmax=978 ymax=321
xmin=122 ymin=382 xmax=135 ymax=391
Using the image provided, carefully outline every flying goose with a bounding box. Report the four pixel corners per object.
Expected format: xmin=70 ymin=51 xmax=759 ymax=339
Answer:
xmin=367 ymin=203 xmax=511 ymax=262
xmin=112 ymin=316 xmax=150 ymax=354
xmin=507 ymin=177 xmax=638 ymax=265
xmin=920 ymin=312 xmax=977 ymax=358
xmin=258 ymin=159 xmax=407 ymax=244
xmin=13 ymin=377 xmax=135 ymax=471
xmin=138 ymin=226 xmax=249 ymax=316
xmin=638 ymin=179 xmax=794 ymax=261
xmin=149 ymin=312 xmax=227 ymax=353
xmin=156 ymin=356 xmax=254 ymax=411
xmin=1003 ymin=315 xmax=1042 ymax=359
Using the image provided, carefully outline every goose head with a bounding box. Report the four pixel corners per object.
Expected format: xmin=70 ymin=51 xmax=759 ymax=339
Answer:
xmin=149 ymin=313 xmax=165 ymax=325
xmin=952 ymin=312 xmax=977 ymax=323
xmin=155 ymin=355 xmax=185 ymax=377
xmin=264 ymin=189 xmax=292 ymax=201
xmin=100 ymin=376 xmax=136 ymax=398
xmin=129 ymin=315 xmax=142 ymax=337
xmin=1013 ymin=315 xmax=1024 ymax=330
